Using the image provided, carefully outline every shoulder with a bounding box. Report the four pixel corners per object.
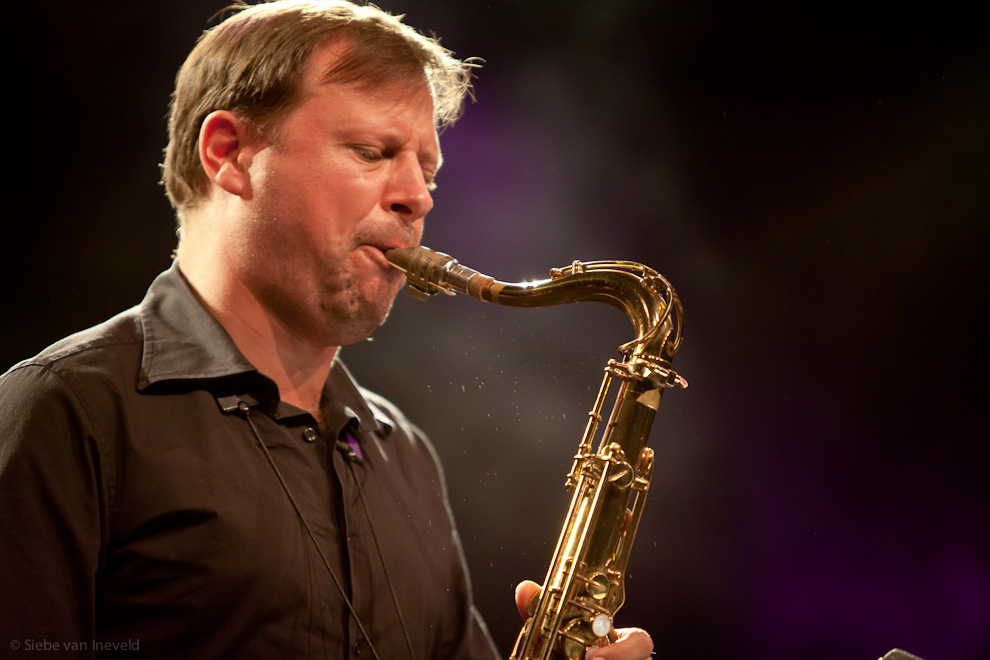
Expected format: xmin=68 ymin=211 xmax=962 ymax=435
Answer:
xmin=0 ymin=321 xmax=133 ymax=514
xmin=4 ymin=305 xmax=142 ymax=377
xmin=357 ymin=385 xmax=455 ymax=486
xmin=2 ymin=306 xmax=143 ymax=384
xmin=0 ymin=307 xmax=144 ymax=437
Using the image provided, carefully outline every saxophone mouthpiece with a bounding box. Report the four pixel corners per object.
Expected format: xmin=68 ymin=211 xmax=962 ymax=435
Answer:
xmin=384 ymin=246 xmax=460 ymax=300
xmin=384 ymin=246 xmax=418 ymax=272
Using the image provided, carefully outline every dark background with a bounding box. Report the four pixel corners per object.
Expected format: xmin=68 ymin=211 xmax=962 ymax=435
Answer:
xmin=7 ymin=2 xmax=988 ymax=659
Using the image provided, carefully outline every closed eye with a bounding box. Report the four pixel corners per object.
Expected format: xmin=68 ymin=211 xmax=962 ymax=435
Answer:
xmin=353 ymin=144 xmax=438 ymax=191
xmin=353 ymin=146 xmax=384 ymax=162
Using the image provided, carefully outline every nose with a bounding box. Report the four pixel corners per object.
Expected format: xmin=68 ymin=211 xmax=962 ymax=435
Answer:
xmin=383 ymin=153 xmax=434 ymax=223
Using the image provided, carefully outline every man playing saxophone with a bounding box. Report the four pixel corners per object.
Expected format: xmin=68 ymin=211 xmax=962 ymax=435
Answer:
xmin=0 ymin=2 xmax=654 ymax=658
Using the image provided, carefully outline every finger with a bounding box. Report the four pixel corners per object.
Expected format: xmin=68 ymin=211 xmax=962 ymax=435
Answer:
xmin=514 ymin=580 xmax=541 ymax=620
xmin=585 ymin=627 xmax=653 ymax=660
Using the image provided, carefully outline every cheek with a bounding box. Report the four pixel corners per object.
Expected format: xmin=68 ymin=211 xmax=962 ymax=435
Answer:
xmin=252 ymin=150 xmax=383 ymax=247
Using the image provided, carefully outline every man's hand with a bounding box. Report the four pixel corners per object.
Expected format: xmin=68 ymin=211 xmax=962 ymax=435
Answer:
xmin=514 ymin=580 xmax=654 ymax=660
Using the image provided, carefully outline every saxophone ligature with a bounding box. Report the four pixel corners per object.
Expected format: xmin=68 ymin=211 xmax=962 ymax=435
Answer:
xmin=386 ymin=246 xmax=687 ymax=660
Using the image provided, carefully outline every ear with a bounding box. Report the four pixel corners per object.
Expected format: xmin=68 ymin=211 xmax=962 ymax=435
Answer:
xmin=197 ymin=110 xmax=260 ymax=199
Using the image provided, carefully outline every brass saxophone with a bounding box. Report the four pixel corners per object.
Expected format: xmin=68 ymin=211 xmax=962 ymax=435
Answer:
xmin=386 ymin=246 xmax=687 ymax=660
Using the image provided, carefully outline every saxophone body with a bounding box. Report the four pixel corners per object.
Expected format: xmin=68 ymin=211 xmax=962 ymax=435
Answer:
xmin=386 ymin=246 xmax=687 ymax=660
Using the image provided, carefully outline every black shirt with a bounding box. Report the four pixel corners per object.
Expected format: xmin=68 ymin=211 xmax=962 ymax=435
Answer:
xmin=0 ymin=262 xmax=498 ymax=660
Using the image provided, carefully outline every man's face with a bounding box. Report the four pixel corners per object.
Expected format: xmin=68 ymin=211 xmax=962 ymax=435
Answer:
xmin=232 ymin=44 xmax=440 ymax=347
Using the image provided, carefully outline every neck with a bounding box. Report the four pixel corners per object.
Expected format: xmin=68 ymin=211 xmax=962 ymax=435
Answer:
xmin=176 ymin=231 xmax=338 ymax=421
xmin=209 ymin=298 xmax=339 ymax=420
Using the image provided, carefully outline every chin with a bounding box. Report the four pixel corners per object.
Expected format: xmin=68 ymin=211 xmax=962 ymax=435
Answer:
xmin=330 ymin=296 xmax=398 ymax=347
xmin=315 ymin=274 xmax=403 ymax=344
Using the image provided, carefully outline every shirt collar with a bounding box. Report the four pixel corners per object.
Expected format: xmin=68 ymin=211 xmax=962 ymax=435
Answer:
xmin=321 ymin=360 xmax=392 ymax=436
xmin=138 ymin=261 xmax=257 ymax=389
xmin=136 ymin=261 xmax=387 ymax=435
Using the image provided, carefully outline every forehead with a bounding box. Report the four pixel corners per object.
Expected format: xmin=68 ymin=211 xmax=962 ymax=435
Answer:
xmin=291 ymin=43 xmax=437 ymax=142
xmin=305 ymin=39 xmax=436 ymax=116
xmin=278 ymin=43 xmax=441 ymax=168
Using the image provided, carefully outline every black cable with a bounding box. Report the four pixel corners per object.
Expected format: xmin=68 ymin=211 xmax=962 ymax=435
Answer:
xmin=237 ymin=401 xmax=384 ymax=660
xmin=339 ymin=439 xmax=418 ymax=660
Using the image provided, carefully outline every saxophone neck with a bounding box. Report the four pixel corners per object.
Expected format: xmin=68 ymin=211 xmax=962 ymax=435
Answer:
xmin=385 ymin=245 xmax=687 ymax=389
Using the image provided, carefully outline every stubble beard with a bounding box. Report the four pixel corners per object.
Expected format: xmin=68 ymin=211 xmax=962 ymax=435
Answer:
xmin=315 ymin=260 xmax=404 ymax=346
xmin=244 ymin=179 xmax=410 ymax=347
xmin=263 ymin=238 xmax=407 ymax=348
xmin=243 ymin=210 xmax=403 ymax=349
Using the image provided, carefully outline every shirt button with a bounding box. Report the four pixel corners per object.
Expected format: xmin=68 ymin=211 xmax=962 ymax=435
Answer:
xmin=303 ymin=427 xmax=318 ymax=443
xmin=353 ymin=641 xmax=362 ymax=656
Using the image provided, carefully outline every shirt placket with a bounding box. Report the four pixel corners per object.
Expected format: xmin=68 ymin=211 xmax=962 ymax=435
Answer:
xmin=331 ymin=427 xmax=372 ymax=659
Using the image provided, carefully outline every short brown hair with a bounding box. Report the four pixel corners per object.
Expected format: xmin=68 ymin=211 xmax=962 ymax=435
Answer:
xmin=161 ymin=0 xmax=475 ymax=216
